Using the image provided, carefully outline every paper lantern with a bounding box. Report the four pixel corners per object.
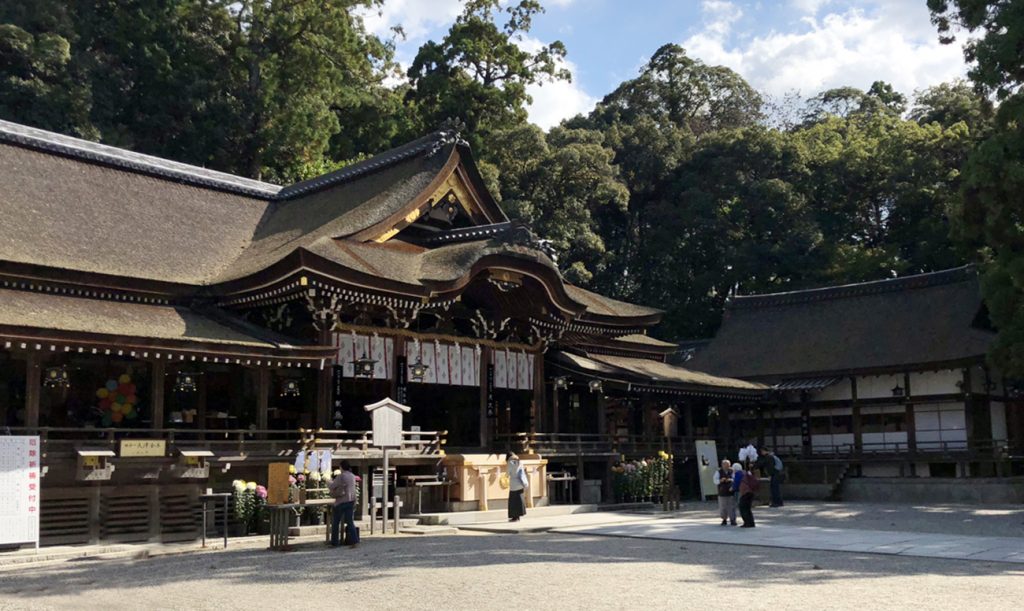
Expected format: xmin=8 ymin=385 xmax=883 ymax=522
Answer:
xmin=126 ymin=410 xmax=137 ymax=420
xmin=110 ymin=403 xmax=122 ymax=414
xmin=111 ymin=411 xmax=124 ymax=423
xmin=96 ymin=388 xmax=109 ymax=399
xmin=106 ymin=380 xmax=118 ymax=391
xmin=119 ymin=374 xmax=131 ymax=384
xmin=99 ymin=397 xmax=112 ymax=409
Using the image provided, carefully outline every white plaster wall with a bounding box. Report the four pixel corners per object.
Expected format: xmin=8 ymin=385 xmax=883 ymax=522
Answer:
xmin=861 ymin=464 xmax=903 ymax=477
xmin=909 ymin=370 xmax=960 ymax=395
xmin=856 ymin=374 xmax=904 ymax=399
xmin=861 ymin=431 xmax=908 ymax=451
xmin=812 ymin=379 xmax=852 ymax=402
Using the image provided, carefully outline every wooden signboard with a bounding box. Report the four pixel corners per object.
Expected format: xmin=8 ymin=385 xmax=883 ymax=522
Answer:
xmin=120 ymin=439 xmax=167 ymax=457
xmin=0 ymin=436 xmax=40 ymax=548
xmin=267 ymin=463 xmax=291 ymax=505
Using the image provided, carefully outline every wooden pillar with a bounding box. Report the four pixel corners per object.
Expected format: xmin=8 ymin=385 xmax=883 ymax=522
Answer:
xmin=720 ymin=404 xmax=733 ymax=454
xmin=479 ymin=347 xmax=490 ymax=449
xmin=551 ymin=385 xmax=560 ymax=434
xmin=150 ymin=361 xmax=165 ymax=429
xmin=756 ymin=405 xmax=765 ymax=447
xmin=683 ymin=402 xmax=694 ymax=439
xmin=533 ymin=353 xmax=545 ymax=432
xmin=596 ymin=392 xmax=607 ymax=435
xmin=316 ymin=366 xmax=332 ymax=429
xmin=25 ymin=352 xmax=41 ymax=428
xmin=197 ymin=369 xmax=208 ymax=439
xmin=904 ymin=372 xmax=916 ymax=476
xmin=257 ymin=368 xmax=270 ymax=432
xmin=851 ymin=376 xmax=862 ymax=454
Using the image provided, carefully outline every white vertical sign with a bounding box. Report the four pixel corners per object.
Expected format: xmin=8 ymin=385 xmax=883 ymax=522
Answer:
xmin=0 ymin=436 xmax=41 ymax=548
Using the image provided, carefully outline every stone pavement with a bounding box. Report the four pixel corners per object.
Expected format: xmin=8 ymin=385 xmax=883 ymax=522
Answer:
xmin=550 ymin=515 xmax=1024 ymax=564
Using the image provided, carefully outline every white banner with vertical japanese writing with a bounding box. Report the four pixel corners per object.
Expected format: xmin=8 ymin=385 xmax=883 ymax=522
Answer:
xmin=494 ymin=350 xmax=507 ymax=389
xmin=421 ymin=342 xmax=437 ymax=384
xmin=435 ymin=342 xmax=450 ymax=385
xmin=506 ymin=350 xmax=517 ymax=391
xmin=517 ymin=352 xmax=531 ymax=390
xmin=0 ymin=436 xmax=40 ymax=547
xmin=448 ymin=345 xmax=463 ymax=386
xmin=462 ymin=346 xmax=478 ymax=387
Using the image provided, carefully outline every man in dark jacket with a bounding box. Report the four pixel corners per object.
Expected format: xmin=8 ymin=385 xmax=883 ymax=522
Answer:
xmin=760 ymin=448 xmax=784 ymax=507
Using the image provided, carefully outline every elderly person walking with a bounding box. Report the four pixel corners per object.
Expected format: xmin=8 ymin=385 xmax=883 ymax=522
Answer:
xmin=506 ymin=452 xmax=529 ymax=522
xmin=713 ymin=459 xmax=736 ymax=526
xmin=737 ymin=464 xmax=760 ymax=528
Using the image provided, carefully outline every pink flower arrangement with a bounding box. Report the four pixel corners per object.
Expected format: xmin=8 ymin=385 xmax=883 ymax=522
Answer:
xmin=288 ymin=475 xmax=297 ymax=485
xmin=255 ymin=485 xmax=268 ymax=499
xmin=296 ymin=473 xmax=306 ymax=483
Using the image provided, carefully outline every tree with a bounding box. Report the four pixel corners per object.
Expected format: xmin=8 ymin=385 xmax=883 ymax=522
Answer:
xmin=486 ymin=125 xmax=629 ymax=285
xmin=405 ymin=0 xmax=569 ymax=153
xmin=0 ymin=0 xmax=396 ymax=182
xmin=641 ymin=127 xmax=823 ymax=338
xmin=929 ymin=0 xmax=1024 ymax=376
xmin=589 ymin=43 xmax=763 ymax=138
xmin=0 ymin=22 xmax=93 ymax=138
xmin=803 ymin=81 xmax=906 ymax=123
xmin=910 ymin=80 xmax=994 ymax=137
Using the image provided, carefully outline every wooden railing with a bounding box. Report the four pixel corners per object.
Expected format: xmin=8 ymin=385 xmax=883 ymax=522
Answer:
xmin=496 ymin=432 xmax=697 ymax=458
xmin=5 ymin=426 xmax=447 ymax=460
xmin=773 ymin=439 xmax=1019 ymax=460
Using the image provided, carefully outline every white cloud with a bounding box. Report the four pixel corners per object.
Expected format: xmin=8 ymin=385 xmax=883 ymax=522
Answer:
xmin=516 ymin=36 xmax=598 ymax=129
xmin=683 ymin=1 xmax=967 ymax=100
xmin=789 ymin=0 xmax=831 ymax=14
xmin=359 ymin=0 xmax=463 ymax=42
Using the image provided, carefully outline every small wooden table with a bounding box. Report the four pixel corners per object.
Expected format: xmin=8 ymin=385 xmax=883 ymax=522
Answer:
xmin=199 ymin=493 xmax=232 ymax=549
xmin=266 ymin=499 xmax=336 ymax=551
xmin=403 ymin=476 xmax=456 ymax=514
xmin=546 ymin=473 xmax=577 ymax=505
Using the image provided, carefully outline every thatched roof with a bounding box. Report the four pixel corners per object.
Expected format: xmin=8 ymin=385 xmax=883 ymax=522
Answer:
xmin=0 ymin=288 xmax=328 ymax=358
xmin=552 ymin=350 xmax=767 ymax=395
xmin=0 ymin=119 xmax=659 ymax=327
xmin=690 ymin=266 xmax=994 ymax=379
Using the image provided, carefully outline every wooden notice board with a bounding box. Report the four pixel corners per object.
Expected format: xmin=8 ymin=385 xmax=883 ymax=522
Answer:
xmin=267 ymin=463 xmax=291 ymax=505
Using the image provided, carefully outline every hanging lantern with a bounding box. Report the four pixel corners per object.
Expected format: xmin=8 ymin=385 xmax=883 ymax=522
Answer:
xmin=352 ymin=351 xmax=377 ymax=378
xmin=554 ymin=376 xmax=569 ymax=390
xmin=43 ymin=365 xmax=70 ymax=389
xmin=891 ymin=384 xmax=905 ymax=397
xmin=174 ymin=371 xmax=200 ymax=393
xmin=408 ymin=356 xmax=429 ymax=382
xmin=588 ymin=379 xmax=603 ymax=394
xmin=280 ymin=379 xmax=301 ymax=397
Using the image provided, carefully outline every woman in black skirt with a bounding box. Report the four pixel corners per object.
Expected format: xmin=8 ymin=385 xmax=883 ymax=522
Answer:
xmin=506 ymin=452 xmax=528 ymax=522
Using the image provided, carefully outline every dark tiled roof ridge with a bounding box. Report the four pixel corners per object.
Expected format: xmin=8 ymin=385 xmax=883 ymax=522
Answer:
xmin=274 ymin=130 xmax=457 ymax=200
xmin=0 ymin=119 xmax=281 ymax=198
xmin=729 ymin=265 xmax=976 ymax=310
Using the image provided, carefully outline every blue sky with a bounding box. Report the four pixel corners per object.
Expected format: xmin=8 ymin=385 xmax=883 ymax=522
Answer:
xmin=362 ymin=0 xmax=968 ymax=128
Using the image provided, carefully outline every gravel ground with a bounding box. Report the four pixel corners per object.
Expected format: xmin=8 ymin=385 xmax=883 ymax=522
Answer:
xmin=0 ymin=529 xmax=1022 ymax=611
xmin=664 ymin=500 xmax=1024 ymax=537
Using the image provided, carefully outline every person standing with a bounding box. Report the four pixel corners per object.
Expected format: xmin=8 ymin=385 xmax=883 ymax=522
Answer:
xmin=328 ymin=460 xmax=357 ymax=546
xmin=506 ymin=453 xmax=529 ymax=522
xmin=713 ymin=459 xmax=736 ymax=526
xmin=761 ymin=448 xmax=785 ymax=507
xmin=737 ymin=464 xmax=760 ymax=528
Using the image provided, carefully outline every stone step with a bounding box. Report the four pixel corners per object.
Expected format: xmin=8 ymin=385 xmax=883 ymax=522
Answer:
xmin=399 ymin=525 xmax=460 ymax=536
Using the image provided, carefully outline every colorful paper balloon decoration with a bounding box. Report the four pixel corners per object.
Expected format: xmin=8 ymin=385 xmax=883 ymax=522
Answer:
xmin=95 ymin=373 xmax=139 ymax=425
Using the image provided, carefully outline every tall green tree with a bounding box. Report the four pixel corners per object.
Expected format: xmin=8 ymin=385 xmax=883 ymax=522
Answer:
xmin=929 ymin=0 xmax=1024 ymax=376
xmin=405 ymin=0 xmax=569 ymax=154
xmin=0 ymin=0 xmax=396 ymax=182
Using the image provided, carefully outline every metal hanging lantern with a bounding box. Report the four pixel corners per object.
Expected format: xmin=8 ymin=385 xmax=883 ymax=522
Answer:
xmin=353 ymin=351 xmax=377 ymax=378
xmin=588 ymin=379 xmax=603 ymax=394
xmin=408 ymin=356 xmax=429 ymax=382
xmin=43 ymin=365 xmax=70 ymax=389
xmin=280 ymin=379 xmax=301 ymax=397
xmin=891 ymin=384 xmax=905 ymax=397
xmin=174 ymin=371 xmax=200 ymax=393
xmin=554 ymin=376 xmax=569 ymax=390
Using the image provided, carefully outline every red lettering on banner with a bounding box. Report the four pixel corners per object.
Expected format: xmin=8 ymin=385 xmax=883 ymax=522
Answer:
xmin=29 ymin=439 xmax=37 ymax=446
xmin=28 ymin=450 xmax=36 ymax=457
xmin=29 ymin=472 xmax=36 ymax=479
xmin=28 ymin=461 xmax=36 ymax=468
xmin=28 ymin=483 xmax=36 ymax=490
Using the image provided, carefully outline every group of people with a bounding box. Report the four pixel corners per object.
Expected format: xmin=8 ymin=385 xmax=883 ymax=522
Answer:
xmin=713 ymin=445 xmax=785 ymax=528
